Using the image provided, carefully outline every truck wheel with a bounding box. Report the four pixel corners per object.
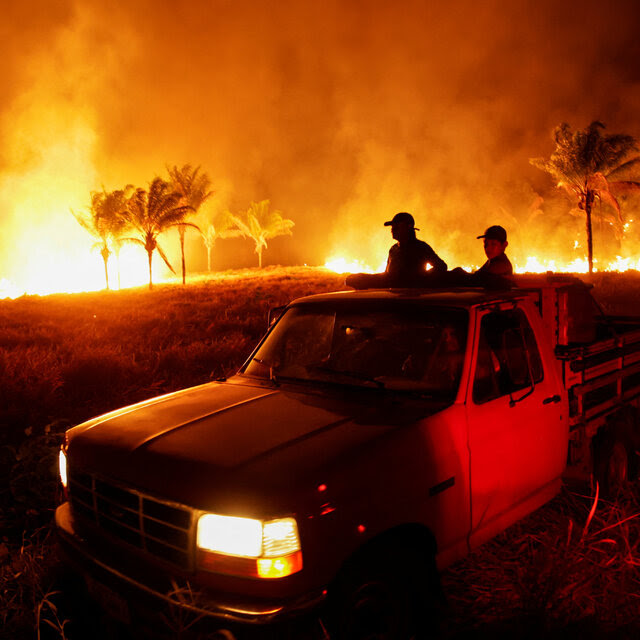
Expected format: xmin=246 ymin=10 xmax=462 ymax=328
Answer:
xmin=594 ymin=434 xmax=631 ymax=496
xmin=328 ymin=548 xmax=438 ymax=640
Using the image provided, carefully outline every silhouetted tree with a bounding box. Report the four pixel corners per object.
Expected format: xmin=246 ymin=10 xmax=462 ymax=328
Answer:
xmin=72 ymin=186 xmax=131 ymax=290
xmin=167 ymin=164 xmax=212 ymax=284
xmin=232 ymin=200 xmax=294 ymax=268
xmin=121 ymin=178 xmax=194 ymax=290
xmin=198 ymin=209 xmax=243 ymax=271
xmin=531 ymin=121 xmax=640 ymax=273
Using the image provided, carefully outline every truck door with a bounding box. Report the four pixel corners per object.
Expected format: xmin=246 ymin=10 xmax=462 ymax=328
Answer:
xmin=466 ymin=304 xmax=568 ymax=548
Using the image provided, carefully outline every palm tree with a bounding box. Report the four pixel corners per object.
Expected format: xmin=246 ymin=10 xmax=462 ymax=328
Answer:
xmin=72 ymin=187 xmax=131 ymax=290
xmin=531 ymin=121 xmax=640 ymax=273
xmin=167 ymin=165 xmax=213 ymax=284
xmin=121 ymin=177 xmax=194 ymax=290
xmin=199 ymin=209 xmax=244 ymax=271
xmin=231 ymin=200 xmax=294 ymax=268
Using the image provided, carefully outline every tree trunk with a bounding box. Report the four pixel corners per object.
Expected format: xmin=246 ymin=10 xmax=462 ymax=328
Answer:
xmin=147 ymin=250 xmax=153 ymax=290
xmin=207 ymin=244 xmax=212 ymax=272
xmin=258 ymin=248 xmax=262 ymax=268
xmin=585 ymin=189 xmax=594 ymax=274
xmin=101 ymin=254 xmax=110 ymax=291
xmin=180 ymin=226 xmax=186 ymax=285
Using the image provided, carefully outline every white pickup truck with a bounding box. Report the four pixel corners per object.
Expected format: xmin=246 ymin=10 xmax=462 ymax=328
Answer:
xmin=55 ymin=274 xmax=640 ymax=639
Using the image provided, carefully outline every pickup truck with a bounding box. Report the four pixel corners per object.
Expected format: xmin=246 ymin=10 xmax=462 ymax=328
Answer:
xmin=55 ymin=274 xmax=640 ymax=639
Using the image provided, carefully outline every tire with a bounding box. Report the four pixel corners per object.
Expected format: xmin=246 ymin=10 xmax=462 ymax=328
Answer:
xmin=328 ymin=546 xmax=439 ymax=640
xmin=594 ymin=431 xmax=632 ymax=497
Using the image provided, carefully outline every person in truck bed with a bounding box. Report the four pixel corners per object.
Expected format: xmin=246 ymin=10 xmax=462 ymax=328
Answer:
xmin=475 ymin=225 xmax=513 ymax=276
xmin=384 ymin=211 xmax=448 ymax=286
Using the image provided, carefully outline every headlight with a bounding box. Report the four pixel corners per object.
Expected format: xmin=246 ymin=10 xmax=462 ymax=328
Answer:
xmin=58 ymin=448 xmax=68 ymax=489
xmin=197 ymin=514 xmax=263 ymax=557
xmin=196 ymin=513 xmax=302 ymax=579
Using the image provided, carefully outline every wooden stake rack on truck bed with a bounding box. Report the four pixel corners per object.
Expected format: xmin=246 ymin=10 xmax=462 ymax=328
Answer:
xmin=559 ymin=320 xmax=640 ymax=432
xmin=515 ymin=273 xmax=640 ymax=472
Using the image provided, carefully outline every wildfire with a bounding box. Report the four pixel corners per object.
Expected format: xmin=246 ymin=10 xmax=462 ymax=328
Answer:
xmin=323 ymin=256 xmax=387 ymax=274
xmin=323 ymin=255 xmax=640 ymax=276
xmin=0 ymin=246 xmax=173 ymax=299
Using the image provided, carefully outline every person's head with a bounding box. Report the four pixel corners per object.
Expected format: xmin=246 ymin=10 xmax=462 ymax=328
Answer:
xmin=441 ymin=325 xmax=461 ymax=353
xmin=477 ymin=225 xmax=508 ymax=260
xmin=384 ymin=211 xmax=418 ymax=243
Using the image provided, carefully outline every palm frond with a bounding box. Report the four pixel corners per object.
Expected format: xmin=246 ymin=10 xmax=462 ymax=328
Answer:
xmin=607 ymin=158 xmax=640 ymax=180
xmin=177 ymin=221 xmax=201 ymax=233
xmin=594 ymin=189 xmax=623 ymax=225
xmin=167 ymin=164 xmax=214 ymax=212
xmin=155 ymin=243 xmax=176 ymax=274
xmin=119 ymin=236 xmax=146 ymax=247
xmin=609 ymin=180 xmax=640 ymax=196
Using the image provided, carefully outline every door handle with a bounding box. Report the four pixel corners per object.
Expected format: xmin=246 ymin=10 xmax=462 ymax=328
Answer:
xmin=542 ymin=394 xmax=561 ymax=405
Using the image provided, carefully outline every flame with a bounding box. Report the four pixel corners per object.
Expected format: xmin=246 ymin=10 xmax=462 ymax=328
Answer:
xmin=323 ymin=256 xmax=387 ymax=274
xmin=0 ymin=243 xmax=173 ymax=299
xmin=324 ymin=254 xmax=640 ymax=276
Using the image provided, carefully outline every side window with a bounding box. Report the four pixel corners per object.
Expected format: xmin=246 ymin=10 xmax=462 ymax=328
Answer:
xmin=472 ymin=309 xmax=544 ymax=404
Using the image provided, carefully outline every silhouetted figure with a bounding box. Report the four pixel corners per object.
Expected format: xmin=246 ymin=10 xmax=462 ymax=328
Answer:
xmin=346 ymin=212 xmax=447 ymax=289
xmin=384 ymin=212 xmax=448 ymax=286
xmin=476 ymin=225 xmax=513 ymax=276
xmin=444 ymin=225 xmax=513 ymax=290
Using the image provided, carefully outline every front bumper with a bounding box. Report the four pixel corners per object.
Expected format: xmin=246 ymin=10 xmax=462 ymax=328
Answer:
xmin=55 ymin=502 xmax=326 ymax=629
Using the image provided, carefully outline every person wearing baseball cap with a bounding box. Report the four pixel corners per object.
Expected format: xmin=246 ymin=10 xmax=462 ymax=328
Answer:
xmin=475 ymin=225 xmax=513 ymax=276
xmin=383 ymin=212 xmax=447 ymax=286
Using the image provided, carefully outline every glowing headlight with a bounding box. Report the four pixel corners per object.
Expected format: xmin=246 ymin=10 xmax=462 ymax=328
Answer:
xmin=58 ymin=448 xmax=68 ymax=489
xmin=196 ymin=513 xmax=302 ymax=578
xmin=197 ymin=514 xmax=263 ymax=557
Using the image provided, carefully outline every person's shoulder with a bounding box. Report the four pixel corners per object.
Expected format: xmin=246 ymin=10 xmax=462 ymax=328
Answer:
xmin=490 ymin=253 xmax=513 ymax=275
xmin=413 ymin=238 xmax=430 ymax=250
xmin=496 ymin=253 xmax=513 ymax=267
xmin=417 ymin=239 xmax=439 ymax=256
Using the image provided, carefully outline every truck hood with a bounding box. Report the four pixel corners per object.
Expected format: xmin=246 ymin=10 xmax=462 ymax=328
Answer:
xmin=67 ymin=377 xmax=447 ymax=515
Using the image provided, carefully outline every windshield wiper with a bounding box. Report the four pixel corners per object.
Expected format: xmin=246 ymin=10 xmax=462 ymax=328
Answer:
xmin=311 ymin=366 xmax=386 ymax=389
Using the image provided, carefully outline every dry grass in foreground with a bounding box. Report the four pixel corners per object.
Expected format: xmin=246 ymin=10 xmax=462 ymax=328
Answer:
xmin=441 ymin=483 xmax=640 ymax=638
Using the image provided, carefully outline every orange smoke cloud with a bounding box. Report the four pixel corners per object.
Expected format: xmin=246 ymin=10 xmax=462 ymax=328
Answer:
xmin=1 ymin=0 xmax=640 ymax=295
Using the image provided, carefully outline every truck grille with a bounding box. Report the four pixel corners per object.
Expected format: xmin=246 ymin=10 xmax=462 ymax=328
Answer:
xmin=68 ymin=469 xmax=194 ymax=570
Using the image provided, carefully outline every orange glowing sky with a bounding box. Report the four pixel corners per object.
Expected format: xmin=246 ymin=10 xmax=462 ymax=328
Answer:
xmin=1 ymin=0 xmax=640 ymax=295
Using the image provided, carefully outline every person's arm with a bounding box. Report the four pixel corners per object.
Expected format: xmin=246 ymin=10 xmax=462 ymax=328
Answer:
xmin=425 ymin=245 xmax=447 ymax=273
xmin=385 ymin=245 xmax=395 ymax=273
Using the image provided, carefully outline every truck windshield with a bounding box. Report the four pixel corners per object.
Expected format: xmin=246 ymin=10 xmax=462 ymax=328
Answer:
xmin=243 ymin=303 xmax=468 ymax=397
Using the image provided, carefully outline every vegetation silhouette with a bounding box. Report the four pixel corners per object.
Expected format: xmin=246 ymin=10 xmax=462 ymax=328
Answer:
xmin=231 ymin=199 xmax=294 ymax=268
xmin=531 ymin=121 xmax=640 ymax=273
xmin=167 ymin=164 xmax=212 ymax=284
xmin=121 ymin=177 xmax=194 ymax=290
xmin=71 ymin=186 xmax=132 ymax=290
xmin=198 ymin=209 xmax=244 ymax=272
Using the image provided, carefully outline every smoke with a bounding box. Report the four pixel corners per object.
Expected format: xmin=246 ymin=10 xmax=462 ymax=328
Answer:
xmin=1 ymin=0 xmax=640 ymax=291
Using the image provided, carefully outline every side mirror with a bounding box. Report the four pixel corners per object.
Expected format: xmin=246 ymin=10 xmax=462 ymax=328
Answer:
xmin=268 ymin=305 xmax=287 ymax=327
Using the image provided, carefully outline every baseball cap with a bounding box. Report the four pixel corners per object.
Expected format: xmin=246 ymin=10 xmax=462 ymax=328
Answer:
xmin=384 ymin=212 xmax=419 ymax=230
xmin=477 ymin=225 xmax=507 ymax=243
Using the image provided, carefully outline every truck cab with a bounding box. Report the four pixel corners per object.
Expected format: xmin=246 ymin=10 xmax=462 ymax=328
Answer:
xmin=55 ymin=285 xmax=572 ymax=639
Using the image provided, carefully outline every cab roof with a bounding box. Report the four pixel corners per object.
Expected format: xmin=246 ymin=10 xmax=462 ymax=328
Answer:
xmin=290 ymin=274 xmax=589 ymax=310
xmin=290 ymin=287 xmax=529 ymax=310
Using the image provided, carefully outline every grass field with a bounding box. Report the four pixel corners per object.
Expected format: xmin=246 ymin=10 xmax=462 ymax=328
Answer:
xmin=2 ymin=267 xmax=640 ymax=638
